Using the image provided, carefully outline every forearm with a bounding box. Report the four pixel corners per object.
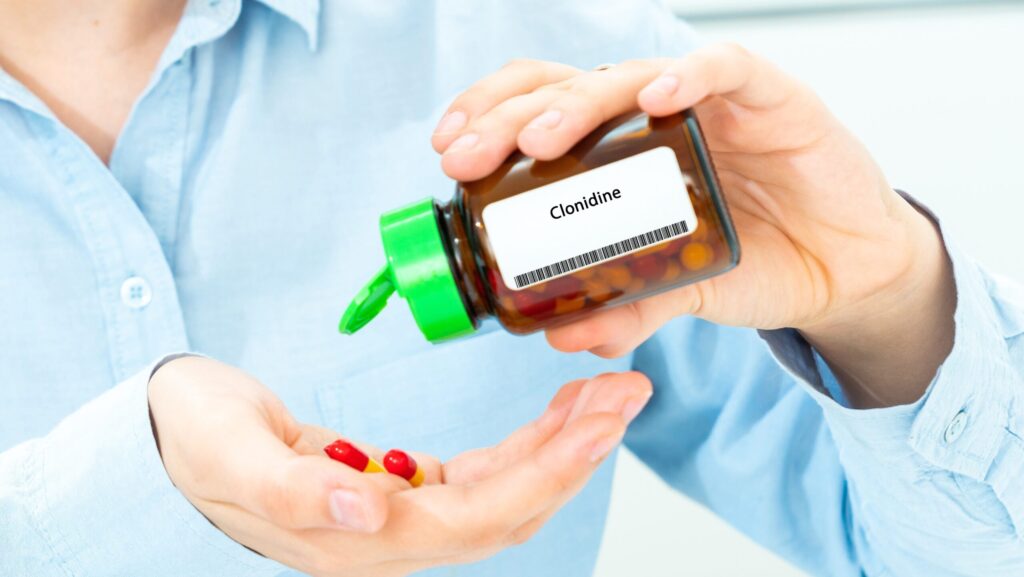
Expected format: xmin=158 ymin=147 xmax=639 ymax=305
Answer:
xmin=760 ymin=224 xmax=1024 ymax=576
xmin=0 ymin=358 xmax=282 ymax=577
xmin=800 ymin=197 xmax=956 ymax=408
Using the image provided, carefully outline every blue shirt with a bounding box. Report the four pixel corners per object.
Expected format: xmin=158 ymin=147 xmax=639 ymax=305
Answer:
xmin=1 ymin=1 xmax=1022 ymax=576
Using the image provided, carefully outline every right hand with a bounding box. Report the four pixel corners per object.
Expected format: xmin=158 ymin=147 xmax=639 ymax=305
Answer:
xmin=148 ymin=356 xmax=651 ymax=576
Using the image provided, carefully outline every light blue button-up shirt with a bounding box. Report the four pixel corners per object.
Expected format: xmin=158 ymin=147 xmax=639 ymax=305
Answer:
xmin=2 ymin=1 xmax=1023 ymax=576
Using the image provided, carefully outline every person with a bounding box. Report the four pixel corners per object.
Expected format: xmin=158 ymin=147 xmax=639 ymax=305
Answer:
xmin=1 ymin=1 xmax=1021 ymax=576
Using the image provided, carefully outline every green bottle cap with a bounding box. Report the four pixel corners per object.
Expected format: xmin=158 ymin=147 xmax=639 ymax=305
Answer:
xmin=339 ymin=198 xmax=476 ymax=342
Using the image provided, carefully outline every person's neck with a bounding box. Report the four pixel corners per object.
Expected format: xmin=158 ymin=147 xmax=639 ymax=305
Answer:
xmin=0 ymin=0 xmax=189 ymax=163
xmin=0 ymin=0 xmax=188 ymax=53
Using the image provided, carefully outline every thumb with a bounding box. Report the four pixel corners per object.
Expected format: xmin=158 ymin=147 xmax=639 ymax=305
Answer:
xmin=218 ymin=426 xmax=403 ymax=533
xmin=545 ymin=285 xmax=700 ymax=357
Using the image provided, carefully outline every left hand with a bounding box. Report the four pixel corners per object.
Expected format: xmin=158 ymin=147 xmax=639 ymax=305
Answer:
xmin=150 ymin=356 xmax=650 ymax=576
xmin=431 ymin=45 xmax=955 ymax=406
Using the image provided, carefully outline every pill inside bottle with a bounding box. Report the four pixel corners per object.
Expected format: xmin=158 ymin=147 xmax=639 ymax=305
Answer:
xmin=340 ymin=110 xmax=740 ymax=342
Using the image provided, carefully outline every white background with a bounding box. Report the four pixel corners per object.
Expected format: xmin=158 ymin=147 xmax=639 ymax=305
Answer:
xmin=667 ymin=0 xmax=1002 ymax=18
xmin=594 ymin=3 xmax=1024 ymax=576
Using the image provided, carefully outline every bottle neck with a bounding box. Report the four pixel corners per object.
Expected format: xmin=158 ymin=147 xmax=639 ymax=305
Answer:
xmin=437 ymin=199 xmax=491 ymax=325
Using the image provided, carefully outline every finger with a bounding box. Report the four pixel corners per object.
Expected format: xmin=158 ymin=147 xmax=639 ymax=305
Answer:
xmin=213 ymin=505 xmax=431 ymax=577
xmin=389 ymin=411 xmax=626 ymax=559
xmin=292 ymin=426 xmax=393 ymax=477
xmin=565 ymin=371 xmax=653 ymax=425
xmin=443 ymin=379 xmax=587 ymax=484
xmin=290 ymin=424 xmax=360 ymax=456
xmin=638 ymin=43 xmax=795 ymax=116
xmin=432 ymin=59 xmax=581 ymax=153
xmin=515 ymin=59 xmax=670 ymax=160
xmin=462 ymin=373 xmax=645 ymax=516
xmin=403 ymin=451 xmax=444 ymax=486
xmin=546 ymin=284 xmax=703 ymax=357
xmin=440 ymin=87 xmax=568 ymax=181
xmin=213 ymin=425 xmax=407 ymax=533
xmin=509 ymin=373 xmax=652 ymax=545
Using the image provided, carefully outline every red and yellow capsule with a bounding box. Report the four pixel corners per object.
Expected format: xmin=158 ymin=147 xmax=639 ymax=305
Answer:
xmin=383 ymin=449 xmax=425 ymax=487
xmin=323 ymin=440 xmax=385 ymax=473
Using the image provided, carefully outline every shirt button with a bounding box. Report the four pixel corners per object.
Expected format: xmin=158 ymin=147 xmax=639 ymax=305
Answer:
xmin=120 ymin=276 xmax=153 ymax=309
xmin=943 ymin=411 xmax=968 ymax=444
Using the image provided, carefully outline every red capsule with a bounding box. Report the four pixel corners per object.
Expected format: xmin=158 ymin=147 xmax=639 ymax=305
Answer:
xmin=544 ymin=274 xmax=583 ymax=297
xmin=324 ymin=440 xmax=385 ymax=473
xmin=383 ymin=449 xmax=425 ymax=487
xmin=511 ymin=290 xmax=557 ymax=318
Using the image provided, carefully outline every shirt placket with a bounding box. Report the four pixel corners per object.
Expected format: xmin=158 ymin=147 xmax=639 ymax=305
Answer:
xmin=12 ymin=0 xmax=243 ymax=382
xmin=34 ymin=113 xmax=189 ymax=382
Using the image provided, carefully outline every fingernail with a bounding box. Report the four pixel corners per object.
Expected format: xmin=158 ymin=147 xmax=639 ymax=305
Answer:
xmin=445 ymin=132 xmax=479 ymax=153
xmin=527 ymin=109 xmax=564 ymax=130
xmin=620 ymin=392 xmax=652 ymax=423
xmin=589 ymin=433 xmax=623 ymax=463
xmin=328 ymin=489 xmax=371 ymax=531
xmin=434 ymin=110 xmax=467 ymax=134
xmin=643 ymin=75 xmax=679 ymax=97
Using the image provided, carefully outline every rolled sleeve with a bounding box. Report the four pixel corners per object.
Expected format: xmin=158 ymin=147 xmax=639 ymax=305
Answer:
xmin=761 ymin=226 xmax=1024 ymax=574
xmin=1 ymin=357 xmax=285 ymax=577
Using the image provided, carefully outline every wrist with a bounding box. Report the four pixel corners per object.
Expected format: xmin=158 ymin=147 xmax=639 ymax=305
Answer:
xmin=148 ymin=353 xmax=199 ymax=456
xmin=798 ymin=198 xmax=956 ymax=408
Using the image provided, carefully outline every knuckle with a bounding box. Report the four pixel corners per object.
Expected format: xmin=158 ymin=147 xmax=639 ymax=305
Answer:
xmin=472 ymin=102 xmax=522 ymax=133
xmin=618 ymin=57 xmax=648 ymax=70
xmin=306 ymin=550 xmax=346 ymax=576
xmin=536 ymin=450 xmax=582 ymax=494
xmin=452 ymin=86 xmax=488 ymax=112
xmin=507 ymin=521 xmax=542 ymax=547
xmin=534 ymin=78 xmax=574 ymax=94
xmin=549 ymin=468 xmax=576 ymax=494
xmin=721 ymin=42 xmax=753 ymax=62
xmin=260 ymin=471 xmax=300 ymax=527
xmin=464 ymin=522 xmax=503 ymax=551
xmin=260 ymin=485 xmax=289 ymax=524
xmin=501 ymin=57 xmax=535 ymax=70
xmin=478 ymin=523 xmax=509 ymax=550
xmin=504 ymin=59 xmax=559 ymax=90
xmin=559 ymin=90 xmax=603 ymax=123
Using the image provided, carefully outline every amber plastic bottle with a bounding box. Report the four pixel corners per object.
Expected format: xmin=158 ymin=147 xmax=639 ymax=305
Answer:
xmin=340 ymin=110 xmax=740 ymax=342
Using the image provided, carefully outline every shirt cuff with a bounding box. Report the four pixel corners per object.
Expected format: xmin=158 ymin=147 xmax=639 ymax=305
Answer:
xmin=759 ymin=200 xmax=1024 ymax=532
xmin=32 ymin=355 xmax=285 ymax=577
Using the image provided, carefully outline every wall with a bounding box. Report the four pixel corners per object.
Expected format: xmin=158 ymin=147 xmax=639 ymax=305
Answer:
xmin=594 ymin=3 xmax=1024 ymax=576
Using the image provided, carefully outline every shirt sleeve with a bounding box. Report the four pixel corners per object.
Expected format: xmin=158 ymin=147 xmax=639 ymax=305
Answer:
xmin=0 ymin=357 xmax=287 ymax=577
xmin=630 ymin=206 xmax=1024 ymax=576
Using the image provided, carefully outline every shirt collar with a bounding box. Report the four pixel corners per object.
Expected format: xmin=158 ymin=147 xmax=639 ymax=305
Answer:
xmin=0 ymin=0 xmax=321 ymax=111
xmin=254 ymin=0 xmax=321 ymax=51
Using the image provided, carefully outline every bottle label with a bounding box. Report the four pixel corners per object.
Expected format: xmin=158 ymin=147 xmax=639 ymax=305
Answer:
xmin=482 ymin=146 xmax=699 ymax=290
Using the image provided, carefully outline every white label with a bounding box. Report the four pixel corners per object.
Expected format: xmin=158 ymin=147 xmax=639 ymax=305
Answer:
xmin=482 ymin=146 xmax=698 ymax=291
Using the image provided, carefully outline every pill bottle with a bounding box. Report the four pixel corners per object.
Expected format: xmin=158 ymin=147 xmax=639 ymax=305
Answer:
xmin=340 ymin=110 xmax=739 ymax=342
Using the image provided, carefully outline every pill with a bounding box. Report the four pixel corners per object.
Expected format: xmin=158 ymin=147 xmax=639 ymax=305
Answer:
xmin=627 ymin=254 xmax=668 ymax=280
xmin=544 ymin=274 xmax=583 ymax=298
xmin=660 ymin=259 xmax=681 ymax=283
xmin=554 ymin=295 xmax=587 ymax=315
xmin=323 ymin=440 xmax=385 ymax=473
xmin=573 ymin=267 xmax=597 ymax=280
xmin=582 ymin=278 xmax=615 ymax=303
xmin=681 ymin=242 xmax=713 ymax=270
xmin=383 ymin=449 xmax=425 ymax=487
xmin=626 ymin=277 xmax=646 ymax=293
xmin=599 ymin=265 xmax=632 ymax=290
xmin=512 ymin=290 xmax=557 ymax=317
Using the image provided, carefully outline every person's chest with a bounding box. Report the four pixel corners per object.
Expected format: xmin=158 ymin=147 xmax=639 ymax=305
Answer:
xmin=0 ymin=0 xmax=681 ymax=453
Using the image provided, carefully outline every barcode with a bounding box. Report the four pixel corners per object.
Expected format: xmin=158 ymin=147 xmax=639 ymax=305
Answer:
xmin=513 ymin=220 xmax=689 ymax=288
